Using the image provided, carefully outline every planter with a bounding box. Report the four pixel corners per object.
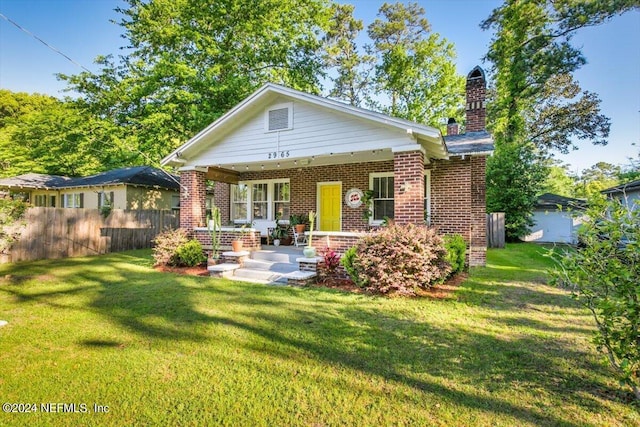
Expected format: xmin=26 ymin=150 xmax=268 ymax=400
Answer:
xmin=295 ymin=224 xmax=306 ymax=233
xmin=273 ymin=239 xmax=281 ymax=247
xmin=303 ymin=246 xmax=317 ymax=258
xmin=231 ymin=240 xmax=243 ymax=252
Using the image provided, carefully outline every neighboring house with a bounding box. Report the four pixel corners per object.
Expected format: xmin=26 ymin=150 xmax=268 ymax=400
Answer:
xmin=601 ymin=179 xmax=640 ymax=208
xmin=523 ymin=193 xmax=586 ymax=244
xmin=0 ymin=166 xmax=182 ymax=210
xmin=161 ymin=67 xmax=494 ymax=266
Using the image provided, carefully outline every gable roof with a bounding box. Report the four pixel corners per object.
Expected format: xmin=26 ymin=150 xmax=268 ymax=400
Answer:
xmin=161 ymin=83 xmax=493 ymax=168
xmin=535 ymin=193 xmax=586 ymax=210
xmin=601 ymin=179 xmax=640 ymax=195
xmin=0 ymin=166 xmax=180 ymax=191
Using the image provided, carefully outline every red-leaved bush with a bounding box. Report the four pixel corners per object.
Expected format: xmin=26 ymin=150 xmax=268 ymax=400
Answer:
xmin=341 ymin=224 xmax=451 ymax=296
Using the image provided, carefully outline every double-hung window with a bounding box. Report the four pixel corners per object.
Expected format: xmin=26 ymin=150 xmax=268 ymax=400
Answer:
xmin=369 ymin=173 xmax=394 ymax=225
xmin=98 ymin=191 xmax=114 ymax=209
xmin=230 ymin=179 xmax=290 ymax=222
xmin=62 ymin=193 xmax=83 ymax=208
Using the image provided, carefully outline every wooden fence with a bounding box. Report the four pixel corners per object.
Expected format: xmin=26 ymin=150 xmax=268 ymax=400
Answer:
xmin=487 ymin=212 xmax=505 ymax=249
xmin=3 ymin=207 xmax=179 ymax=263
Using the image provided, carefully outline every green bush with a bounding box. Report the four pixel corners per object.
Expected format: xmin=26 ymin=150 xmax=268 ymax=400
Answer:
xmin=340 ymin=224 xmax=451 ymax=296
xmin=443 ymin=234 xmax=466 ymax=274
xmin=152 ymin=228 xmax=190 ymax=266
xmin=175 ymin=239 xmax=207 ymax=267
xmin=550 ymin=196 xmax=640 ymax=401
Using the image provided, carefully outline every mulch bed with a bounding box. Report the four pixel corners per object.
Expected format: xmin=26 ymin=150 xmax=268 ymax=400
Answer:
xmin=154 ymin=264 xmax=209 ymax=277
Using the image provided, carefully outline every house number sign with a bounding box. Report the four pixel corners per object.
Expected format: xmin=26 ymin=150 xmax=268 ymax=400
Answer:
xmin=268 ymin=151 xmax=290 ymax=159
xmin=345 ymin=188 xmax=364 ymax=208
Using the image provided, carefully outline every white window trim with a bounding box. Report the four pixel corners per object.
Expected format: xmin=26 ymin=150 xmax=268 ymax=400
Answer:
xmin=62 ymin=193 xmax=81 ymax=209
xmin=369 ymin=172 xmax=394 ymax=226
xmin=231 ymin=178 xmax=290 ymax=223
xmin=425 ymin=170 xmax=431 ymax=225
xmin=264 ymin=102 xmax=293 ymax=132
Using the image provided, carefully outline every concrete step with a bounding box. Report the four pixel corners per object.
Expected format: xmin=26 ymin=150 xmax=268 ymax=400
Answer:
xmin=232 ymin=268 xmax=288 ymax=283
xmin=252 ymin=248 xmax=302 ymax=264
xmin=243 ymin=258 xmax=298 ymax=273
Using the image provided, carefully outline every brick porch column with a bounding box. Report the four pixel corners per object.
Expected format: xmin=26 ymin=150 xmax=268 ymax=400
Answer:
xmin=393 ymin=149 xmax=425 ymax=225
xmin=179 ymin=167 xmax=207 ymax=231
xmin=470 ymin=157 xmax=487 ymax=266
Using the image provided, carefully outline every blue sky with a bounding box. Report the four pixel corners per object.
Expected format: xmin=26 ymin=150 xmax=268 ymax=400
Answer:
xmin=0 ymin=0 xmax=638 ymax=174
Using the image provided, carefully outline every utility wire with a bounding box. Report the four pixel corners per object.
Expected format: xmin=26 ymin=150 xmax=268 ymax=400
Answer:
xmin=0 ymin=12 xmax=188 ymax=192
xmin=0 ymin=11 xmax=92 ymax=73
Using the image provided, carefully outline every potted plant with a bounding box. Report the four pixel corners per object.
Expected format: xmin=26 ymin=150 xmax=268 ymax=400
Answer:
xmin=271 ymin=226 xmax=287 ymax=246
xmin=290 ymin=213 xmax=308 ymax=233
xmin=231 ymin=222 xmax=250 ymax=252
xmin=303 ymin=210 xmax=317 ymax=258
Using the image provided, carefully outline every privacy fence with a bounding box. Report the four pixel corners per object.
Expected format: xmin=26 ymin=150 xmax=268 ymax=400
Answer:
xmin=2 ymin=207 xmax=179 ymax=263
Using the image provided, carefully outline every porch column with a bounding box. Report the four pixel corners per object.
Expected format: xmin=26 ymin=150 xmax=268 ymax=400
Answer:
xmin=179 ymin=167 xmax=207 ymax=231
xmin=393 ymin=149 xmax=425 ymax=225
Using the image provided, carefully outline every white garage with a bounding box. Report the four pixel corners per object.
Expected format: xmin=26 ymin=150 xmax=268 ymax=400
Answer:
xmin=523 ymin=193 xmax=586 ymax=244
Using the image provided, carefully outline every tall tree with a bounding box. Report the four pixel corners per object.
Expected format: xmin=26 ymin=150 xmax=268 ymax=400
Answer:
xmin=323 ymin=3 xmax=374 ymax=106
xmin=367 ymin=2 xmax=464 ymax=128
xmin=482 ymin=0 xmax=637 ymax=239
xmin=539 ymin=159 xmax=576 ymax=198
xmin=575 ymin=161 xmax=621 ymax=199
xmin=61 ymin=0 xmax=332 ymax=165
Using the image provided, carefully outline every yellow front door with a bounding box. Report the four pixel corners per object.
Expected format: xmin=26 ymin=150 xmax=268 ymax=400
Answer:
xmin=319 ymin=183 xmax=341 ymax=231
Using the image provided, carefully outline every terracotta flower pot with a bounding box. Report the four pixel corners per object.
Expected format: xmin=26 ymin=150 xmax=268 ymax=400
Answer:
xmin=295 ymin=224 xmax=306 ymax=233
xmin=231 ymin=240 xmax=243 ymax=252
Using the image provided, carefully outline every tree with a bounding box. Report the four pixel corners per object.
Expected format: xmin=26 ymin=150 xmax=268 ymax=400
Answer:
xmin=550 ymin=196 xmax=640 ymax=401
xmin=486 ymin=141 xmax=547 ymax=240
xmin=575 ymin=161 xmax=621 ymax=199
xmin=367 ymin=2 xmax=464 ymax=128
xmin=540 ymin=159 xmax=576 ymax=198
xmin=61 ymin=0 xmax=332 ymax=165
xmin=481 ymin=0 xmax=637 ymax=239
xmin=323 ymin=3 xmax=374 ymax=107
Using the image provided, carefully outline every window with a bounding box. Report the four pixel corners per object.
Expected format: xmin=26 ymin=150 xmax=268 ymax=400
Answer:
xmin=370 ymin=173 xmax=394 ymax=224
xmin=34 ymin=195 xmax=47 ymax=207
xmin=265 ymin=103 xmax=293 ymax=132
xmin=62 ymin=193 xmax=83 ymax=208
xmin=230 ymin=179 xmax=290 ymax=222
xmin=98 ymin=191 xmax=114 ymax=209
xmin=252 ymin=183 xmax=268 ymax=220
xmin=231 ymin=184 xmax=248 ymax=222
xmin=273 ymin=181 xmax=290 ymax=220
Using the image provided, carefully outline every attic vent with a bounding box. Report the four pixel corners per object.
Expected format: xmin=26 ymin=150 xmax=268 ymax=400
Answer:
xmin=265 ymin=103 xmax=293 ymax=132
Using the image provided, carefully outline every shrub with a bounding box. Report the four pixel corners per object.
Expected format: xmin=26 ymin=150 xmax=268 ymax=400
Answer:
xmin=318 ymin=247 xmax=341 ymax=283
xmin=175 ymin=239 xmax=207 ymax=267
xmin=152 ymin=228 xmax=190 ymax=266
xmin=0 ymin=197 xmax=28 ymax=254
xmin=550 ymin=196 xmax=640 ymax=401
xmin=341 ymin=224 xmax=451 ymax=296
xmin=443 ymin=234 xmax=466 ymax=274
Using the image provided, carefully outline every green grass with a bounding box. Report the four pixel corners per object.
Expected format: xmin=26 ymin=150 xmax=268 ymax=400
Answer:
xmin=0 ymin=243 xmax=637 ymax=426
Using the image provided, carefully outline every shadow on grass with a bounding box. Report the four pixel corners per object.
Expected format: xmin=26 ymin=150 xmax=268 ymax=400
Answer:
xmin=0 ymin=249 xmax=629 ymax=424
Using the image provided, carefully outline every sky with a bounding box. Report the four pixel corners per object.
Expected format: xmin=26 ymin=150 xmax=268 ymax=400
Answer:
xmin=0 ymin=0 xmax=638 ymax=174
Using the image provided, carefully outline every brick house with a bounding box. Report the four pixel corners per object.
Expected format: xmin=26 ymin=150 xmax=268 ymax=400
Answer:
xmin=161 ymin=66 xmax=493 ymax=266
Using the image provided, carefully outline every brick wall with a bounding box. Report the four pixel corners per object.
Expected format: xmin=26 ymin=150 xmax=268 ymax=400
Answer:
xmin=179 ymin=169 xmax=206 ymax=231
xmin=213 ymin=181 xmax=230 ymax=222
xmin=466 ymin=70 xmax=486 ymax=132
xmin=394 ymin=150 xmax=425 ymax=225
xmin=241 ymin=160 xmax=394 ymax=230
xmin=470 ymin=156 xmax=487 ymax=266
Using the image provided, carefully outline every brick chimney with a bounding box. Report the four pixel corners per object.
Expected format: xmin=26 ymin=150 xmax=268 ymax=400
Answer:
xmin=465 ymin=66 xmax=486 ymax=132
xmin=446 ymin=118 xmax=459 ymax=135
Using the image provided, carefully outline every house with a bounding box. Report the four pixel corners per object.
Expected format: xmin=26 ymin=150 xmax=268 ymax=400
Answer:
xmin=522 ymin=193 xmax=586 ymax=244
xmin=0 ymin=166 xmax=183 ymax=211
xmin=161 ymin=67 xmax=494 ymax=266
xmin=601 ymin=179 xmax=640 ymax=209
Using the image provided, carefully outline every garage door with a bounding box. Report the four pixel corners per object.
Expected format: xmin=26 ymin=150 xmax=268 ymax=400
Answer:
xmin=524 ymin=210 xmax=575 ymax=243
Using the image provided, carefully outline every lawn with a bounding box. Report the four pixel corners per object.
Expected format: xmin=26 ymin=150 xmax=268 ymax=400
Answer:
xmin=0 ymin=243 xmax=637 ymax=426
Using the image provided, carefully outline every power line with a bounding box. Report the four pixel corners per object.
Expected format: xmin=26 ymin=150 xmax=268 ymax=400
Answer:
xmin=0 ymin=11 xmax=92 ymax=73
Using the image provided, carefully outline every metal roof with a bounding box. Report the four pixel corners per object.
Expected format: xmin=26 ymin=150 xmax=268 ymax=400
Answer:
xmin=444 ymin=131 xmax=494 ymax=155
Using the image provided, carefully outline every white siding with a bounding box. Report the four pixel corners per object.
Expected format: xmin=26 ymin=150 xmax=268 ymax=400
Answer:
xmin=191 ymin=97 xmax=414 ymax=165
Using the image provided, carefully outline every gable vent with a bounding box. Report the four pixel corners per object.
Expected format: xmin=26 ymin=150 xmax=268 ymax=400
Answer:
xmin=268 ymin=107 xmax=289 ymax=131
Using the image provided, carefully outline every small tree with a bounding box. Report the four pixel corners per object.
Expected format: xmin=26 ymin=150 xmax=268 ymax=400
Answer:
xmin=0 ymin=197 xmax=28 ymax=255
xmin=550 ymin=196 xmax=639 ymax=401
